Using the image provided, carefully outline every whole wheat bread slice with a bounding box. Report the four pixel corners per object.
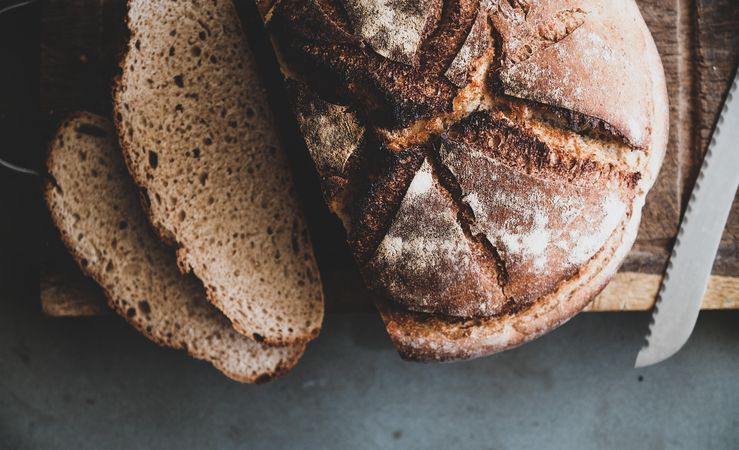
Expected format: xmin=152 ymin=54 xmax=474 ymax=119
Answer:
xmin=114 ymin=0 xmax=323 ymax=345
xmin=45 ymin=112 xmax=305 ymax=383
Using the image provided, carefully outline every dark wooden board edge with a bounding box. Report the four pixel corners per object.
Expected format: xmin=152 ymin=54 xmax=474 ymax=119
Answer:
xmin=695 ymin=0 xmax=739 ymax=277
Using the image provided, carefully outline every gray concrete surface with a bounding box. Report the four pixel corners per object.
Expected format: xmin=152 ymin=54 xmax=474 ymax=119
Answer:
xmin=1 ymin=260 xmax=738 ymax=450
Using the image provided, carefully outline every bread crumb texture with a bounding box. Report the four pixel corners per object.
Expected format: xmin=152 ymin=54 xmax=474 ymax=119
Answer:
xmin=115 ymin=0 xmax=324 ymax=346
xmin=45 ymin=113 xmax=306 ymax=383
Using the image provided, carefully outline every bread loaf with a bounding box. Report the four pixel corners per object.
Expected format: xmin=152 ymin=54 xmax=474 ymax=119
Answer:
xmin=265 ymin=0 xmax=668 ymax=360
xmin=114 ymin=0 xmax=324 ymax=346
xmin=45 ymin=113 xmax=305 ymax=382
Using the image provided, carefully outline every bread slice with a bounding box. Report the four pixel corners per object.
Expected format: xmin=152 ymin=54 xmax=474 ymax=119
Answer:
xmin=45 ymin=112 xmax=305 ymax=382
xmin=114 ymin=0 xmax=323 ymax=345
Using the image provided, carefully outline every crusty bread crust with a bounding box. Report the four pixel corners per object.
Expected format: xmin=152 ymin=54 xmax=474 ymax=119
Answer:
xmin=267 ymin=0 xmax=668 ymax=360
xmin=374 ymin=0 xmax=670 ymax=361
xmin=376 ymin=202 xmax=641 ymax=361
xmin=45 ymin=112 xmax=306 ymax=382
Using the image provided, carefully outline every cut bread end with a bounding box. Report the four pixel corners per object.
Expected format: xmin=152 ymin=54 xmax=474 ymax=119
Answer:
xmin=45 ymin=112 xmax=307 ymax=382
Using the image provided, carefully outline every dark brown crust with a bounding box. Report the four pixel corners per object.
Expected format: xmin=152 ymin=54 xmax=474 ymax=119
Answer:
xmin=349 ymin=145 xmax=426 ymax=264
xmin=270 ymin=0 xmax=464 ymax=127
xmin=340 ymin=0 xmax=444 ymax=66
xmin=420 ymin=0 xmax=480 ymax=76
xmin=270 ymin=0 xmax=651 ymax=143
xmin=44 ymin=112 xmax=306 ymax=383
xmin=376 ymin=202 xmax=640 ymax=362
xmin=363 ymin=158 xmax=507 ymax=318
xmin=441 ymin=4 xmax=490 ymax=87
xmin=487 ymin=0 xmax=659 ymax=148
xmin=272 ymin=0 xmax=666 ymax=358
xmin=264 ymin=0 xmax=668 ymax=359
xmin=444 ymin=111 xmax=640 ymax=189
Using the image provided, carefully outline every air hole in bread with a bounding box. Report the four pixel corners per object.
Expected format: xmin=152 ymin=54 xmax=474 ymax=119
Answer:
xmin=118 ymin=220 xmax=128 ymax=229
xmin=126 ymin=307 xmax=136 ymax=318
xmin=178 ymin=210 xmax=186 ymax=222
xmin=105 ymin=261 xmax=114 ymax=272
xmin=191 ymin=148 xmax=200 ymax=158
xmin=191 ymin=46 xmax=202 ymax=57
xmin=75 ymin=124 xmax=107 ymax=137
xmin=199 ymin=172 xmax=208 ymax=186
xmin=174 ymin=75 xmax=184 ymax=88
xmin=138 ymin=300 xmax=151 ymax=314
xmin=148 ymin=151 xmax=158 ymax=169
xmin=291 ymin=235 xmax=300 ymax=254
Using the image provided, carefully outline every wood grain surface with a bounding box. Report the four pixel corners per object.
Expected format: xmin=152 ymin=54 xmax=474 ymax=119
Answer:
xmin=695 ymin=0 xmax=739 ymax=277
xmin=38 ymin=0 xmax=739 ymax=315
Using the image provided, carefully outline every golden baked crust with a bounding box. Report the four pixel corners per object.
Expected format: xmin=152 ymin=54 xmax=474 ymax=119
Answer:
xmin=266 ymin=0 xmax=668 ymax=359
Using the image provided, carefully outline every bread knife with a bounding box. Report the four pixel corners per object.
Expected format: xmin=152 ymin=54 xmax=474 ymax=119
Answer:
xmin=635 ymin=69 xmax=739 ymax=368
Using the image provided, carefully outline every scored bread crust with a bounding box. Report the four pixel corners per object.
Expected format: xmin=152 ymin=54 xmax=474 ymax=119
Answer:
xmin=374 ymin=0 xmax=669 ymax=361
xmin=113 ymin=0 xmax=323 ymax=346
xmin=265 ymin=0 xmax=669 ymax=360
xmin=45 ymin=112 xmax=305 ymax=382
xmin=376 ymin=198 xmax=641 ymax=361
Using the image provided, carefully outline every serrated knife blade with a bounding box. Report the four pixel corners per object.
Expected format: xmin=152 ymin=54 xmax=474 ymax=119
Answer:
xmin=635 ymin=69 xmax=739 ymax=368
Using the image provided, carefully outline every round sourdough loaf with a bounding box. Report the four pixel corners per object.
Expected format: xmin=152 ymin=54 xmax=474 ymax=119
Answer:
xmin=268 ymin=0 xmax=668 ymax=360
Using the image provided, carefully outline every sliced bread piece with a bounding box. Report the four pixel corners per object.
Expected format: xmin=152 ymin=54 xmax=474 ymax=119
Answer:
xmin=45 ymin=112 xmax=305 ymax=383
xmin=114 ymin=0 xmax=323 ymax=345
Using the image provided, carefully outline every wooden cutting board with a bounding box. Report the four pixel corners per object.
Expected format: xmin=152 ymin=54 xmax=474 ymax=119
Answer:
xmin=39 ymin=0 xmax=739 ymax=316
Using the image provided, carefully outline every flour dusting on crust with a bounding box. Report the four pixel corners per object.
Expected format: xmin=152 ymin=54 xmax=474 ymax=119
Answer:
xmin=341 ymin=0 xmax=438 ymax=65
xmin=367 ymin=159 xmax=506 ymax=317
xmin=293 ymin=84 xmax=364 ymax=177
xmin=441 ymin=142 xmax=628 ymax=301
